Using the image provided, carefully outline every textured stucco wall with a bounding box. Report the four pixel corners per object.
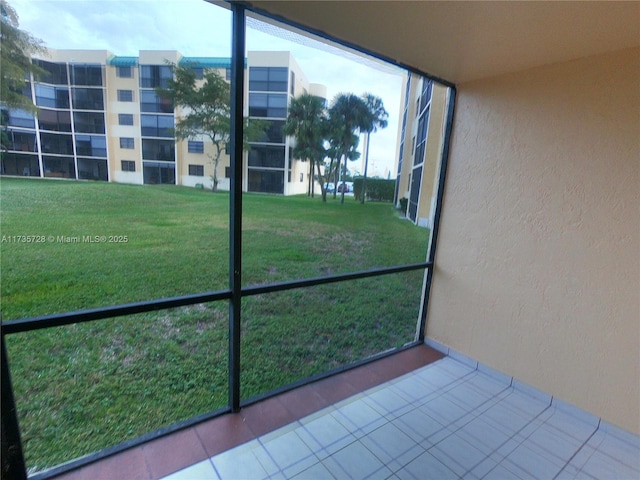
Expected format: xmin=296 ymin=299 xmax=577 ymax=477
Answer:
xmin=427 ymin=47 xmax=639 ymax=433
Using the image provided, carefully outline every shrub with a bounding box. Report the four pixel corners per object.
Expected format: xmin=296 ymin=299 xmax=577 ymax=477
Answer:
xmin=353 ymin=177 xmax=395 ymax=202
xmin=399 ymin=197 xmax=408 ymax=215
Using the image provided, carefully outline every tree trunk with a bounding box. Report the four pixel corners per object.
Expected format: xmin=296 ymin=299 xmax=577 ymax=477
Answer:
xmin=340 ymin=153 xmax=346 ymax=204
xmin=212 ymin=157 xmax=219 ymax=192
xmin=316 ymin=162 xmax=327 ymax=202
xmin=333 ymin=156 xmax=340 ymax=200
xmin=361 ymin=132 xmax=370 ymax=204
xmin=308 ymin=159 xmax=314 ymax=197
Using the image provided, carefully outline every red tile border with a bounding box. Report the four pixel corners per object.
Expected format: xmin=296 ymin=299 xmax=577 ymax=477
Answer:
xmin=240 ymin=396 xmax=296 ymax=437
xmin=54 ymin=446 xmax=151 ymax=480
xmin=275 ymin=383 xmax=328 ymax=419
xmin=141 ymin=428 xmax=208 ymax=479
xmin=194 ymin=412 xmax=254 ymax=457
xmin=311 ymin=371 xmax=360 ymax=404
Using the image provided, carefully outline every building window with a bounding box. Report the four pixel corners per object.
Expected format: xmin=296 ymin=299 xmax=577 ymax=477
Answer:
xmin=225 ymin=68 xmax=231 ymax=81
xmin=140 ymin=90 xmax=173 ymax=113
xmin=0 ymin=152 xmax=40 ymax=176
xmin=300 ymin=173 xmax=304 ymax=183
xmin=118 ymin=113 xmax=134 ymax=126
xmin=77 ymin=158 xmax=108 ymax=181
xmin=34 ymin=85 xmax=69 ymax=109
xmin=73 ymin=112 xmax=106 ymax=134
xmin=255 ymin=120 xmax=285 ymax=144
xmin=120 ymin=137 xmax=135 ymax=149
xmin=247 ymin=169 xmax=284 ymax=194
xmin=38 ymin=109 xmax=71 ymax=132
xmin=3 ymin=108 xmax=36 ymax=129
xmin=42 ymin=155 xmax=76 ymax=179
xmin=33 ymin=59 xmax=68 ymax=85
xmin=139 ymin=65 xmax=172 ymax=89
xmin=116 ymin=66 xmax=132 ymax=78
xmin=290 ymin=71 xmax=295 ymax=95
xmin=191 ymin=67 xmax=204 ymax=80
xmin=142 ymin=138 xmax=175 ymax=161
xmin=419 ymin=79 xmax=433 ymax=113
xmin=143 ymin=161 xmax=175 ymax=185
xmin=188 ymin=141 xmax=204 ymax=153
xmin=4 ymin=130 xmax=37 ymax=152
xmin=413 ymin=107 xmax=429 ymax=166
xmin=248 ymin=145 xmax=285 ymax=169
xmin=140 ymin=114 xmax=174 ymax=137
xmin=189 ymin=164 xmax=204 ymax=176
xmin=70 ymin=64 xmax=103 ymax=86
xmin=248 ymin=93 xmax=287 ymax=118
xmin=76 ymin=135 xmax=107 ymax=157
xmin=121 ymin=160 xmax=136 ymax=172
xmin=249 ymin=67 xmax=288 ymax=92
xmin=225 ymin=166 xmax=231 ymax=178
xmin=39 ymin=132 xmax=74 ymax=155
xmin=72 ymin=87 xmax=104 ymax=110
xmin=118 ymin=89 xmax=133 ymax=102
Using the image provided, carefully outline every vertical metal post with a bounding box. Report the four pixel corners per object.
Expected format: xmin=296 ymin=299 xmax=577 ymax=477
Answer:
xmin=228 ymin=2 xmax=246 ymax=413
xmin=417 ymin=86 xmax=457 ymax=342
xmin=360 ymin=132 xmax=370 ymax=204
xmin=1 ymin=335 xmax=27 ymax=480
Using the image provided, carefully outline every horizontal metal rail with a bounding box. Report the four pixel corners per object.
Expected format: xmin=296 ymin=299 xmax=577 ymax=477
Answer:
xmin=243 ymin=262 xmax=431 ymax=296
xmin=1 ymin=290 xmax=232 ymax=335
xmin=1 ymin=262 xmax=431 ymax=335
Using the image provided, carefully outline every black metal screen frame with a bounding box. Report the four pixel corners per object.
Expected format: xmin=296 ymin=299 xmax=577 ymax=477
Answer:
xmin=0 ymin=2 xmax=457 ymax=479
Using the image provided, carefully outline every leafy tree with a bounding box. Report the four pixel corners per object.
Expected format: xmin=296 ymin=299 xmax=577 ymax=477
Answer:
xmin=158 ymin=63 xmax=264 ymax=192
xmin=327 ymin=94 xmax=371 ymax=204
xmin=0 ymin=0 xmax=46 ymax=151
xmin=282 ymin=93 xmax=327 ymax=199
xmin=360 ymin=93 xmax=388 ymax=203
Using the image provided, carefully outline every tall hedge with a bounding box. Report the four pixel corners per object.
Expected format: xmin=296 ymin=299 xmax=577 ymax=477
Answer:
xmin=353 ymin=177 xmax=395 ymax=202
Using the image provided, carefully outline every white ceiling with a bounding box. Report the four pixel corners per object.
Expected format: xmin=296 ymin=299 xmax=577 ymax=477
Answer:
xmin=246 ymin=1 xmax=640 ymax=84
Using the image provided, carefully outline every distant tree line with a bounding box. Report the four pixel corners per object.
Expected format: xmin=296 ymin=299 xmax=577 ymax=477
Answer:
xmin=283 ymin=92 xmax=388 ymax=204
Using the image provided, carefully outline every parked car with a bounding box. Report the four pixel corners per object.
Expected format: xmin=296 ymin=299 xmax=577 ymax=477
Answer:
xmin=337 ymin=181 xmax=353 ymax=193
xmin=323 ymin=182 xmax=335 ymax=193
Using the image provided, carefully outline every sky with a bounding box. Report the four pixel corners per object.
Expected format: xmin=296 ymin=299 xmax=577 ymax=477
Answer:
xmin=12 ymin=0 xmax=406 ymax=178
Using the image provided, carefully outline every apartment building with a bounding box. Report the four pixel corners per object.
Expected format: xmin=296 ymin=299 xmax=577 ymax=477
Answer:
xmin=394 ymin=73 xmax=449 ymax=227
xmin=0 ymin=49 xmax=325 ymax=195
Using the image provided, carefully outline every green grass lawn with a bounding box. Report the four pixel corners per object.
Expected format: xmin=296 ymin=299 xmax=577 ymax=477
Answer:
xmin=0 ymin=177 xmax=429 ymax=471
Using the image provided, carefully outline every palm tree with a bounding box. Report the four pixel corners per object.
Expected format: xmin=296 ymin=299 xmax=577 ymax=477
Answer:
xmin=360 ymin=94 xmax=389 ymax=203
xmin=282 ymin=93 xmax=327 ymax=199
xmin=327 ymin=94 xmax=371 ymax=204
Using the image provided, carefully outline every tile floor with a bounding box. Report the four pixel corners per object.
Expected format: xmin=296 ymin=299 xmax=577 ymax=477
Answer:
xmin=49 ymin=345 xmax=639 ymax=480
xmin=161 ymin=356 xmax=640 ymax=480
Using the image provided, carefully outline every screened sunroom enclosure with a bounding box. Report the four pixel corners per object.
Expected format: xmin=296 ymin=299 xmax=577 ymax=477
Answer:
xmin=0 ymin=2 xmax=455 ymax=478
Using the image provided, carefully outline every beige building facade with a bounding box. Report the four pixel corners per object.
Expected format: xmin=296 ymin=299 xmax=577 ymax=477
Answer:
xmin=394 ymin=74 xmax=449 ymax=228
xmin=1 ymin=48 xmax=325 ymax=195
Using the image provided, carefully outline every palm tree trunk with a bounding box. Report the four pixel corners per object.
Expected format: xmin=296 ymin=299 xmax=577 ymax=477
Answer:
xmin=316 ymin=161 xmax=327 ymax=202
xmin=333 ymin=155 xmax=340 ymax=200
xmin=361 ymin=132 xmax=370 ymax=204
xmin=340 ymin=153 xmax=347 ymax=204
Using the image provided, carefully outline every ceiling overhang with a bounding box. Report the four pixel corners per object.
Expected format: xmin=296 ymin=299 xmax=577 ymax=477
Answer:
xmin=243 ymin=1 xmax=640 ymax=84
